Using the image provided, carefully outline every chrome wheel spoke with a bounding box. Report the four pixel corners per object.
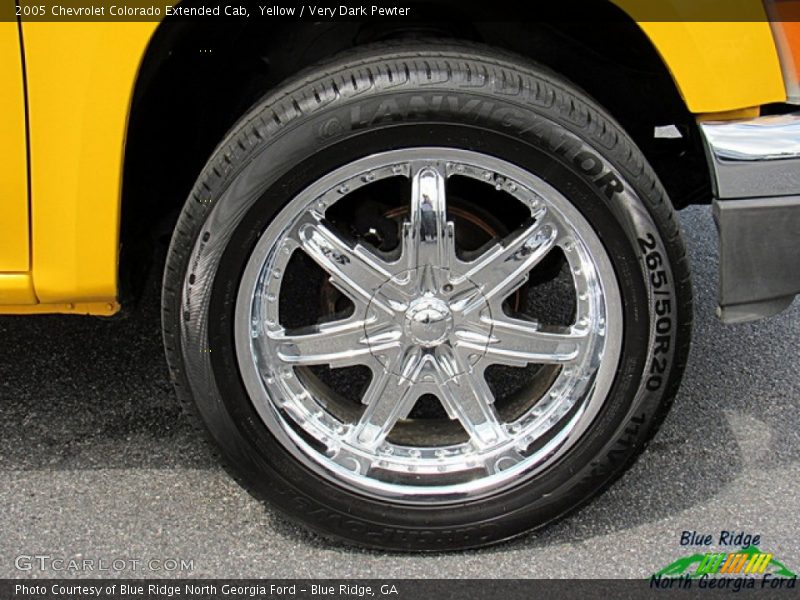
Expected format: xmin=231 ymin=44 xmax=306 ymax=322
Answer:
xmin=271 ymin=317 xmax=389 ymax=368
xmin=349 ymin=350 xmax=422 ymax=449
xmin=456 ymin=215 xmax=558 ymax=311
xmin=403 ymin=165 xmax=456 ymax=272
xmin=466 ymin=317 xmax=588 ymax=367
xmin=433 ymin=347 xmax=508 ymax=450
xmin=296 ymin=215 xmax=401 ymax=313
xmin=439 ymin=374 xmax=508 ymax=449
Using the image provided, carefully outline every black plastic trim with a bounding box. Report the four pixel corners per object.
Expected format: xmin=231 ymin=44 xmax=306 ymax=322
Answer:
xmin=714 ymin=195 xmax=800 ymax=323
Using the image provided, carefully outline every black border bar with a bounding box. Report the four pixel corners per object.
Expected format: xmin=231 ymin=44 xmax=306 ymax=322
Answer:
xmin=2 ymin=578 xmax=799 ymax=600
xmin=4 ymin=0 xmax=799 ymax=22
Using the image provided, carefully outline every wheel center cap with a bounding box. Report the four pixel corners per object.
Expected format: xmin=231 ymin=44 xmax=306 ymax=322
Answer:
xmin=404 ymin=297 xmax=453 ymax=348
xmin=365 ymin=267 xmax=492 ymax=374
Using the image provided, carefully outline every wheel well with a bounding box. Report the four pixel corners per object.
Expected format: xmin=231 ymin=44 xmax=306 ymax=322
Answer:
xmin=120 ymin=7 xmax=710 ymax=302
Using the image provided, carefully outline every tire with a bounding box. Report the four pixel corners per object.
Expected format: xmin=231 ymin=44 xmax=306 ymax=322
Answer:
xmin=162 ymin=42 xmax=691 ymax=551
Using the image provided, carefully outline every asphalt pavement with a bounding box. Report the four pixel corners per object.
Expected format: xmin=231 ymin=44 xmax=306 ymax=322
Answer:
xmin=1 ymin=205 xmax=798 ymax=579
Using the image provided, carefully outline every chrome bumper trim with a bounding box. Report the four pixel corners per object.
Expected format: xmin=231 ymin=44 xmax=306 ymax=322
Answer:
xmin=699 ymin=113 xmax=800 ymax=199
xmin=700 ymin=113 xmax=800 ymax=323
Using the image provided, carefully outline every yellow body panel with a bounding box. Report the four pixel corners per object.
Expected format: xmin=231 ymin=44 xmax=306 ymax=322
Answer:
xmin=0 ymin=274 xmax=35 ymax=305
xmin=614 ymin=0 xmax=787 ymax=112
xmin=0 ymin=22 xmax=30 ymax=274
xmin=635 ymin=21 xmax=786 ymax=112
xmin=21 ymin=22 xmax=154 ymax=307
xmin=0 ymin=11 xmax=791 ymax=315
xmin=0 ymin=299 xmax=119 ymax=315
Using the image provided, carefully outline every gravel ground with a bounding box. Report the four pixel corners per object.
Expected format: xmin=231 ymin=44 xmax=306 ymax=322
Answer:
xmin=0 ymin=205 xmax=798 ymax=579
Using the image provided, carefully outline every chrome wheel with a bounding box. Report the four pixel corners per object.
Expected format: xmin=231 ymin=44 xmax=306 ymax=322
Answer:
xmin=235 ymin=148 xmax=622 ymax=503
